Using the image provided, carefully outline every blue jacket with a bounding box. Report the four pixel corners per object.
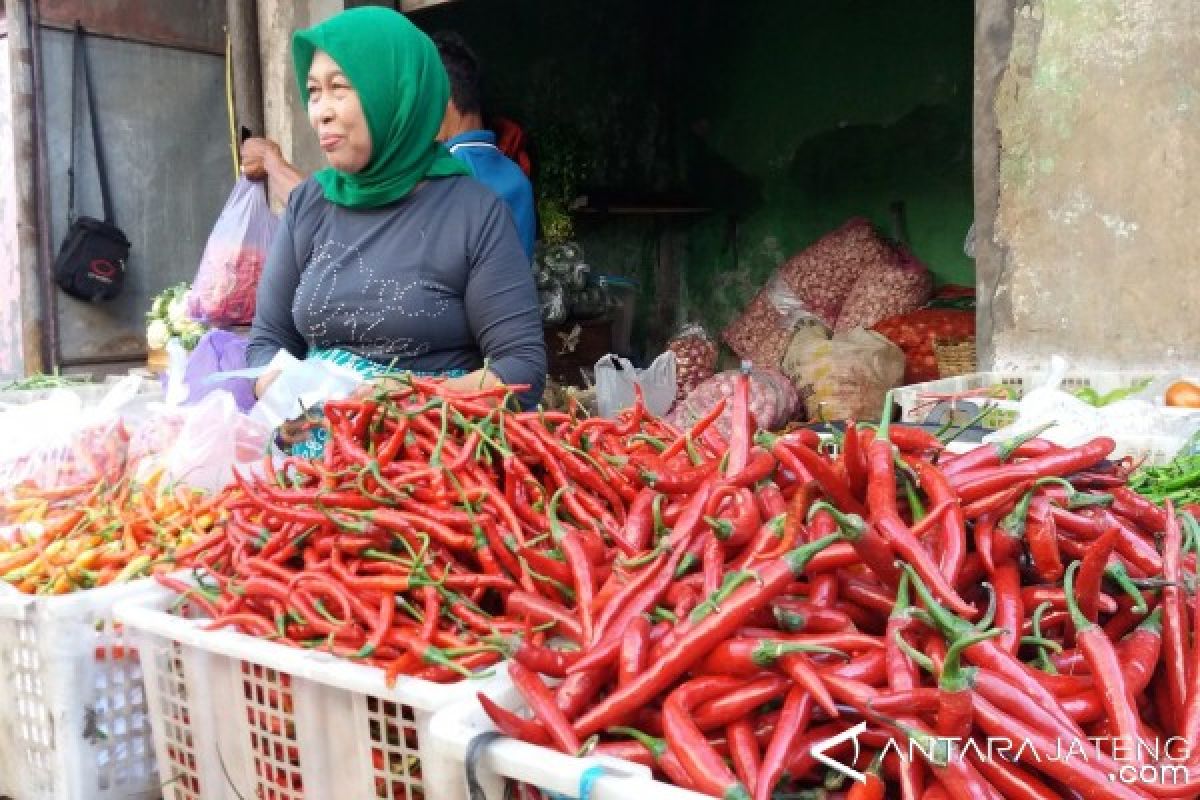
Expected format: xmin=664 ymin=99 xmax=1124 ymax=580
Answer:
xmin=446 ymin=130 xmax=536 ymax=260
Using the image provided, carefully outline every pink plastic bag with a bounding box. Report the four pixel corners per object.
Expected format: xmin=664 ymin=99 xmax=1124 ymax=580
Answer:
xmin=187 ymin=178 xmax=278 ymax=327
xmin=667 ymin=368 xmax=801 ymax=439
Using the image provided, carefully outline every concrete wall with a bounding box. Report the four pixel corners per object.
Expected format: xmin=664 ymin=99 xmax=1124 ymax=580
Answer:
xmin=39 ymin=27 xmax=231 ymax=364
xmin=0 ymin=31 xmax=22 ymax=380
xmin=977 ymin=0 xmax=1200 ymax=371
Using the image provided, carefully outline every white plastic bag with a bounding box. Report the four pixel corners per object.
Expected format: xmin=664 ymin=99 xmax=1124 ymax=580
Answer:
xmin=187 ymin=178 xmax=278 ymax=326
xmin=784 ymin=328 xmax=905 ymax=421
xmin=0 ymin=376 xmax=144 ymax=495
xmin=131 ymin=391 xmax=271 ymax=493
xmin=595 ymin=352 xmax=678 ymax=419
xmin=985 ymin=357 xmax=1200 ymax=446
xmin=248 ymin=350 xmax=366 ymax=431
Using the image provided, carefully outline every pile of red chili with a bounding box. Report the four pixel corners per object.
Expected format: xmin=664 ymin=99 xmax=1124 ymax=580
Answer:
xmin=170 ymin=376 xmax=710 ymax=683
xmin=478 ymin=391 xmax=1200 ymax=800
xmin=167 ymin=373 xmax=1200 ymax=799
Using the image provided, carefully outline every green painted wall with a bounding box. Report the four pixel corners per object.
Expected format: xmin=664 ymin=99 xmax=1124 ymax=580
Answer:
xmin=415 ymin=0 xmax=974 ymax=355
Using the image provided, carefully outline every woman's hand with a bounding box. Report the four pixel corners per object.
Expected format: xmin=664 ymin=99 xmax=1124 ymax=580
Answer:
xmin=349 ymin=370 xmax=502 ymax=402
xmin=442 ymin=369 xmax=501 ymax=394
xmin=240 ymin=137 xmax=283 ymax=181
xmin=255 ymin=369 xmax=281 ymax=399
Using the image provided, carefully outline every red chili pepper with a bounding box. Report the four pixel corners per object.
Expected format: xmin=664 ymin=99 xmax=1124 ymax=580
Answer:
xmin=1160 ymin=501 xmax=1191 ymax=729
xmin=1182 ymin=524 xmax=1200 ymax=764
xmin=972 ymin=695 xmax=1148 ymax=800
xmin=506 ymin=590 xmax=584 ymax=642
xmin=1078 ymin=524 xmax=1122 ymax=622
xmin=754 ymin=685 xmax=813 ymax=800
xmin=661 ymin=398 xmax=727 ymax=462
xmin=933 ymin=628 xmax=1004 ymax=741
xmin=1111 ymin=486 xmax=1168 ymax=533
xmin=770 ymin=599 xmax=852 ymax=634
xmin=915 ymin=462 xmax=966 ymax=586
xmin=868 ymin=441 xmax=976 ymax=617
xmin=662 ymin=676 xmax=752 ymax=799
xmin=760 ymin=482 xmax=817 ymax=561
xmin=1026 ymin=496 xmax=1065 ymax=583
xmin=967 ymin=751 xmax=1060 ymax=800
xmin=902 ymin=564 xmax=1084 ymax=739
xmin=991 ymin=564 xmax=1023 ymax=655
xmin=573 ymin=535 xmax=840 ymax=739
xmin=811 ymin=502 xmax=899 ymax=588
xmin=948 ymin=437 xmax=1116 ymax=503
xmin=639 ymin=459 xmax=717 ymax=494
xmin=706 ymin=487 xmax=762 ymax=549
xmin=618 ymin=615 xmax=650 ymax=687
xmin=754 ymin=482 xmax=788 ymax=519
xmin=726 ymin=719 xmax=761 ymax=795
xmin=477 ymin=692 xmax=551 ymax=746
xmin=842 ymin=422 xmax=868 ymax=498
xmin=508 ymin=661 xmax=581 ymax=754
xmin=559 ymin=531 xmax=596 ymax=644
xmin=1064 ymin=561 xmax=1144 ymax=764
xmin=846 ymin=750 xmax=886 ymax=800
xmin=690 ymin=673 xmax=790 ymax=731
xmin=939 ymin=422 xmax=1053 ymax=478
xmin=1020 ymin=585 xmax=1118 ymax=616
xmin=725 ymin=371 xmax=753 ymax=478
xmin=765 ymin=436 xmax=867 ymax=518
xmin=722 ymin=447 xmax=777 ymax=490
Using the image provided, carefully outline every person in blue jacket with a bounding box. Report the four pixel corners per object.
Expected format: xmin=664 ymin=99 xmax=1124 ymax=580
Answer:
xmin=432 ymin=32 xmax=536 ymax=261
xmin=242 ymin=32 xmax=536 ymax=262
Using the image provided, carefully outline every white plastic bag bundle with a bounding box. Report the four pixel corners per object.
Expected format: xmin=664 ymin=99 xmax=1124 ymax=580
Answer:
xmin=0 ymin=376 xmax=144 ymax=496
xmin=985 ymin=357 xmax=1200 ymax=446
xmin=247 ymin=350 xmax=366 ymax=431
xmin=595 ymin=352 xmax=678 ymax=419
xmin=130 ymin=391 xmax=271 ymax=493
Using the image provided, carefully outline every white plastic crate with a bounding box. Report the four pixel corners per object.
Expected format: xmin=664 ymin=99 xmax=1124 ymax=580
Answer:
xmin=0 ymin=376 xmax=163 ymax=410
xmin=115 ymin=584 xmax=510 ymax=800
xmin=0 ymin=579 xmax=162 ymax=800
xmin=894 ymin=370 xmax=1169 ymax=430
xmin=429 ymin=682 xmax=710 ymax=800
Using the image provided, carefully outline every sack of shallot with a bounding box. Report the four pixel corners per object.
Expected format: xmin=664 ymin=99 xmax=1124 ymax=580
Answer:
xmin=834 ymin=250 xmax=933 ymax=333
xmin=667 ymin=367 xmax=801 ymax=440
xmin=721 ymin=274 xmax=830 ymax=369
xmin=667 ymin=324 xmax=718 ymax=402
xmin=777 ymin=217 xmax=901 ymax=327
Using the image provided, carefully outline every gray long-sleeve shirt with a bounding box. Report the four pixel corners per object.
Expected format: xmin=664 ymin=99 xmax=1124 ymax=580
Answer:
xmin=247 ymin=176 xmax=546 ymax=406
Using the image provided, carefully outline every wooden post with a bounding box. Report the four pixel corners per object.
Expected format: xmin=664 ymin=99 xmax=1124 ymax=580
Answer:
xmin=7 ymin=0 xmax=50 ymax=375
xmin=226 ymin=0 xmax=264 ymax=137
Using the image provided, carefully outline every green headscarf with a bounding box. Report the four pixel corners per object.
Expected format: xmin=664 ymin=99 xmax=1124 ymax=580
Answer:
xmin=292 ymin=7 xmax=469 ymax=208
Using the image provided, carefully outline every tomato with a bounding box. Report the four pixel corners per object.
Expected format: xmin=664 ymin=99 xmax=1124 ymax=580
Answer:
xmin=1165 ymin=380 xmax=1200 ymax=408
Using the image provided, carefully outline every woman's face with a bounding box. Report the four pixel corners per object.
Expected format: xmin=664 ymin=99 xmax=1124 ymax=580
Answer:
xmin=306 ymin=50 xmax=371 ymax=173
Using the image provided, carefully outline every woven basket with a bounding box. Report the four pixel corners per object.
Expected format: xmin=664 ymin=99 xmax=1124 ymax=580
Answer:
xmin=934 ymin=337 xmax=976 ymax=378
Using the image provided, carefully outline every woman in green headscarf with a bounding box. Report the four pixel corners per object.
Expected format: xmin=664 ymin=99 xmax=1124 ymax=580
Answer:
xmin=246 ymin=7 xmax=546 ymax=425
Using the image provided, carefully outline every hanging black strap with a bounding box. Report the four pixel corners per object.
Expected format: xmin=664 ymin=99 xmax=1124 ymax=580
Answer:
xmin=68 ymin=21 xmax=115 ymax=225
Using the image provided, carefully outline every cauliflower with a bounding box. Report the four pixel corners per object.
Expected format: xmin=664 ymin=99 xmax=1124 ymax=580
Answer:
xmin=146 ymin=318 xmax=170 ymax=351
xmin=167 ymin=294 xmax=191 ymax=329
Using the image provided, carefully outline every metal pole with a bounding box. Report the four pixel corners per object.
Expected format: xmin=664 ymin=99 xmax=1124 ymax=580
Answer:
xmin=226 ymin=0 xmax=264 ymax=137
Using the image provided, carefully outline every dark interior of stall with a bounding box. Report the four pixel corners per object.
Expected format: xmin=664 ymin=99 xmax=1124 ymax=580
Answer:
xmin=412 ymin=0 xmax=975 ymax=391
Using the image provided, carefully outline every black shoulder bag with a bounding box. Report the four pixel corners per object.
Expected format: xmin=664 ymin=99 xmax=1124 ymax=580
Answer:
xmin=53 ymin=22 xmax=130 ymax=303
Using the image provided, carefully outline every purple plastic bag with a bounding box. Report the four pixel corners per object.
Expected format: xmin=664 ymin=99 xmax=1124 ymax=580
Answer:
xmin=183 ymin=330 xmax=257 ymax=412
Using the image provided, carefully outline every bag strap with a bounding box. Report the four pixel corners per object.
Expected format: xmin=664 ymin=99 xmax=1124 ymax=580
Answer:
xmin=70 ymin=22 xmax=116 ymax=225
